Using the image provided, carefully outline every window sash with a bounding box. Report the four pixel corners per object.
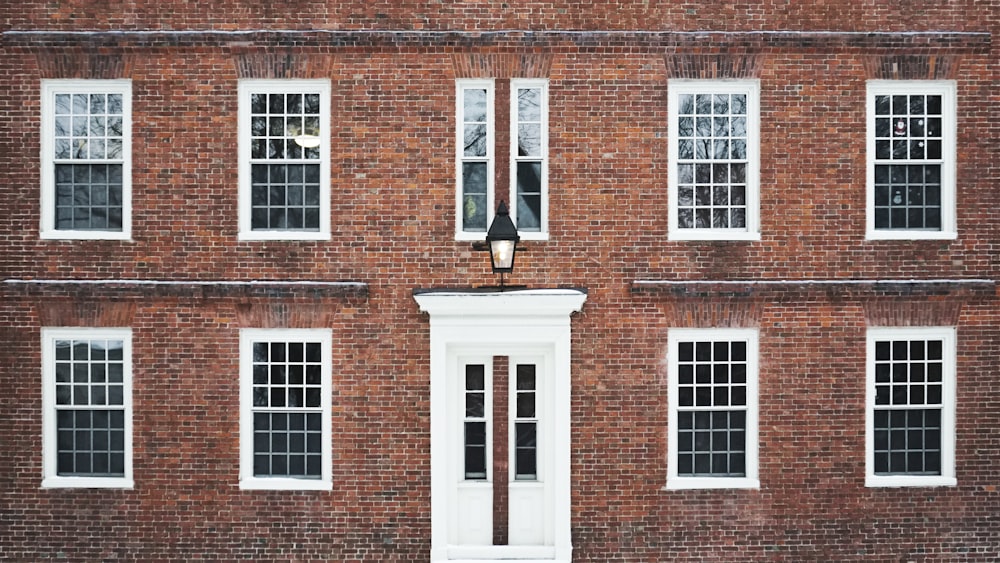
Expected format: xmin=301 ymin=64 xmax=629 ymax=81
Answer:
xmin=42 ymin=328 xmax=133 ymax=488
xmin=41 ymin=80 xmax=132 ymax=239
xmin=238 ymin=80 xmax=331 ymax=240
xmin=668 ymin=80 xmax=760 ymax=241
xmin=510 ymin=80 xmax=548 ymax=237
xmin=240 ymin=329 xmax=333 ymax=490
xmin=667 ymin=328 xmax=759 ymax=489
xmin=456 ymin=80 xmax=495 ymax=238
xmin=866 ymin=81 xmax=956 ymax=240
xmin=866 ymin=328 xmax=956 ymax=487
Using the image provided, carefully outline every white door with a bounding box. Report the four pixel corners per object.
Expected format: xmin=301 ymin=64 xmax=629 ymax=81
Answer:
xmin=413 ymin=288 xmax=586 ymax=563
xmin=453 ymin=354 xmax=551 ymax=547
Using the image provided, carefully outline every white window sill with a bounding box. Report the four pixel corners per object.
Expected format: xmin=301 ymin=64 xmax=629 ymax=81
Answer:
xmin=866 ymin=230 xmax=958 ymax=241
xmin=238 ymin=231 xmax=330 ymax=242
xmin=866 ymin=475 xmax=956 ymax=488
xmin=669 ymin=230 xmax=761 ymax=242
xmin=664 ymin=477 xmax=760 ymax=490
xmin=42 ymin=476 xmax=134 ymax=489
xmin=240 ymin=477 xmax=332 ymax=491
xmin=40 ymin=230 xmax=131 ymax=241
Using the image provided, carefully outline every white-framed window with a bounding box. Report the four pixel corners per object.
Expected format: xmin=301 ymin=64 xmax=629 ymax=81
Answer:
xmin=668 ymin=80 xmax=760 ymax=241
xmin=510 ymin=79 xmax=548 ymax=238
xmin=239 ymin=329 xmax=332 ymax=490
xmin=667 ymin=328 xmax=759 ymax=489
xmin=238 ymin=80 xmax=331 ymax=241
xmin=41 ymin=328 xmax=133 ymax=488
xmin=456 ymin=79 xmax=549 ymax=240
xmin=866 ymin=327 xmax=956 ymax=487
xmin=40 ymin=80 xmax=132 ymax=240
xmin=867 ymin=81 xmax=956 ymax=240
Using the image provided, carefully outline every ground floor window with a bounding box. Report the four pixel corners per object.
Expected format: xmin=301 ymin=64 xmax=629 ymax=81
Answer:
xmin=667 ymin=328 xmax=759 ymax=489
xmin=42 ymin=328 xmax=133 ymax=488
xmin=866 ymin=327 xmax=956 ymax=487
xmin=239 ymin=328 xmax=332 ymax=490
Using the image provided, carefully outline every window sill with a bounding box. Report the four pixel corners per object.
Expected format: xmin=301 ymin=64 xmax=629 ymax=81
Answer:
xmin=42 ymin=476 xmax=134 ymax=489
xmin=240 ymin=477 xmax=332 ymax=491
xmin=40 ymin=230 xmax=132 ymax=241
xmin=866 ymin=475 xmax=956 ymax=488
xmin=866 ymin=230 xmax=957 ymax=241
xmin=238 ymin=231 xmax=330 ymax=242
xmin=664 ymin=477 xmax=760 ymax=490
xmin=668 ymin=230 xmax=760 ymax=242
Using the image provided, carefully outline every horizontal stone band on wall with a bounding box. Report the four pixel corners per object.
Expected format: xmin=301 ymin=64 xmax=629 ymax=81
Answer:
xmin=4 ymin=29 xmax=991 ymax=53
xmin=631 ymin=279 xmax=996 ymax=299
xmin=3 ymin=279 xmax=369 ymax=300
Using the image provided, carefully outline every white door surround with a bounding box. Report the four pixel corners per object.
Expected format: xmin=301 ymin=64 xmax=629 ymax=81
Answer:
xmin=413 ymin=289 xmax=587 ymax=563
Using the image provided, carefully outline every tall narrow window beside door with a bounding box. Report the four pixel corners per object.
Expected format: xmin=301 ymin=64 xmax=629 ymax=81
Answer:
xmin=456 ymin=79 xmax=549 ymax=240
xmin=464 ymin=363 xmax=489 ymax=480
xmin=514 ymin=363 xmax=538 ymax=480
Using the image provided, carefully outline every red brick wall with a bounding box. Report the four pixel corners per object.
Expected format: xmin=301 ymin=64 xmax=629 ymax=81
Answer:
xmin=2 ymin=2 xmax=1000 ymax=560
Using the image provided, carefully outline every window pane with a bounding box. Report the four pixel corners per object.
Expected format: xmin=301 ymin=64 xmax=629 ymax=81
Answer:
xmin=462 ymin=163 xmax=488 ymax=231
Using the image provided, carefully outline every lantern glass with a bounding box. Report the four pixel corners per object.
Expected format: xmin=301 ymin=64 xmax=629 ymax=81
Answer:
xmin=490 ymin=239 xmax=516 ymax=272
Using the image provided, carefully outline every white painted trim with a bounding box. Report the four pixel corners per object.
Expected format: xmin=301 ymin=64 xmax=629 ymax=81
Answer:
xmin=865 ymin=327 xmax=956 ymax=488
xmin=667 ymin=79 xmax=761 ymax=241
xmin=41 ymin=328 xmax=134 ymax=489
xmin=239 ymin=328 xmax=333 ymax=491
xmin=865 ymin=80 xmax=957 ymax=240
xmin=414 ymin=289 xmax=586 ymax=563
xmin=40 ymin=80 xmax=133 ymax=240
xmin=456 ymin=79 xmax=496 ymax=240
xmin=237 ymin=79 xmax=331 ymax=241
xmin=665 ymin=328 xmax=760 ymax=490
xmin=510 ymin=78 xmax=549 ymax=240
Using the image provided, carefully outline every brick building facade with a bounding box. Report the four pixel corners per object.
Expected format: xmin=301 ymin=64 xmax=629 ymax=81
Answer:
xmin=2 ymin=2 xmax=999 ymax=561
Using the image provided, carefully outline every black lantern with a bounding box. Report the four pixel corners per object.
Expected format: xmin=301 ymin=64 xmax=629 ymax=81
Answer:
xmin=485 ymin=201 xmax=520 ymax=287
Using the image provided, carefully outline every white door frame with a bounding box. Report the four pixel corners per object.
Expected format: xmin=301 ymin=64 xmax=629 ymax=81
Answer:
xmin=414 ymin=289 xmax=587 ymax=563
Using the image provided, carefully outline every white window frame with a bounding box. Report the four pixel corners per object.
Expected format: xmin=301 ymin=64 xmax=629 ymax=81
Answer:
xmin=239 ymin=328 xmax=333 ymax=490
xmin=865 ymin=327 xmax=956 ymax=488
xmin=238 ymin=79 xmax=331 ymax=241
xmin=668 ymin=80 xmax=760 ymax=241
xmin=40 ymin=80 xmax=133 ymax=240
xmin=866 ymin=81 xmax=957 ymax=240
xmin=509 ymin=79 xmax=549 ymax=240
xmin=41 ymin=328 xmax=134 ymax=489
xmin=456 ymin=79 xmax=496 ymax=241
xmin=666 ymin=328 xmax=759 ymax=490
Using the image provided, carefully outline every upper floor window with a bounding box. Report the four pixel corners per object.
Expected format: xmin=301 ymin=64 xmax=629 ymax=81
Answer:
xmin=239 ymin=329 xmax=332 ymax=490
xmin=238 ymin=80 xmax=330 ymax=240
xmin=668 ymin=80 xmax=760 ymax=241
xmin=41 ymin=328 xmax=133 ymax=488
xmin=456 ymin=79 xmax=548 ymax=240
xmin=867 ymin=81 xmax=956 ymax=239
xmin=667 ymin=328 xmax=759 ymax=489
xmin=866 ymin=327 xmax=956 ymax=487
xmin=41 ymin=80 xmax=132 ymax=239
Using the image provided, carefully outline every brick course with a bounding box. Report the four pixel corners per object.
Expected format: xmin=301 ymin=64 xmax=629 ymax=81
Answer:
xmin=2 ymin=1 xmax=1000 ymax=560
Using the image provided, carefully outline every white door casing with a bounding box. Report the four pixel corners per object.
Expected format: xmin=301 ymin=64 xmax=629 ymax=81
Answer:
xmin=414 ymin=289 xmax=587 ymax=563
